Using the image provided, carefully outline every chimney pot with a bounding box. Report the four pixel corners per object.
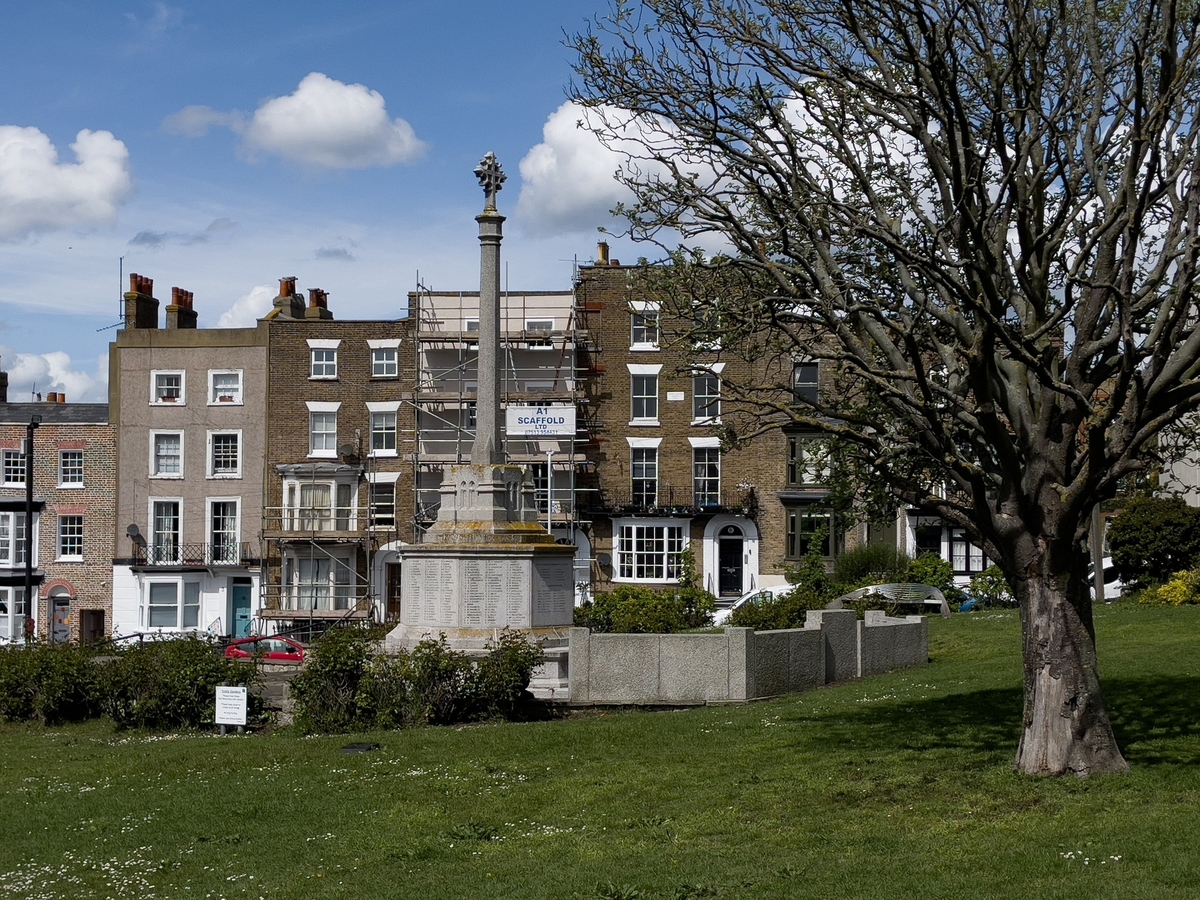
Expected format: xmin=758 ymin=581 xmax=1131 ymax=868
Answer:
xmin=597 ymin=241 xmax=610 ymax=265
xmin=611 ymin=259 xmax=620 ymax=266
xmin=57 ymin=393 xmax=66 ymax=404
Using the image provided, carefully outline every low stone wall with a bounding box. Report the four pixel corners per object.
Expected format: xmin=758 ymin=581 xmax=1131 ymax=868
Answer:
xmin=568 ymin=609 xmax=929 ymax=706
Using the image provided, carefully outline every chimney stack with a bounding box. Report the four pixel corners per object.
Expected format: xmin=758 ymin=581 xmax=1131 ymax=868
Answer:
xmin=304 ymin=287 xmax=333 ymax=320
xmin=272 ymin=276 xmax=305 ymax=319
xmin=0 ymin=357 xmax=7 ymax=403
xmin=166 ymin=287 xmax=199 ymax=329
xmin=124 ymin=273 xmax=160 ymax=329
xmin=597 ymin=242 xmax=610 ymax=265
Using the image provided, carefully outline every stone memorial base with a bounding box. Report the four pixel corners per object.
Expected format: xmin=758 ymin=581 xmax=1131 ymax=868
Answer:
xmin=385 ymin=463 xmax=575 ymax=652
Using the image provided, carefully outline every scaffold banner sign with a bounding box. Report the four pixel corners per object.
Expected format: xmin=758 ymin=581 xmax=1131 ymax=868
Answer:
xmin=506 ymin=405 xmax=576 ymax=436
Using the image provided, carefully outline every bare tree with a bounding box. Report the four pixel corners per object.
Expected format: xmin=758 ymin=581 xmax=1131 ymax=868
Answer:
xmin=571 ymin=0 xmax=1200 ymax=775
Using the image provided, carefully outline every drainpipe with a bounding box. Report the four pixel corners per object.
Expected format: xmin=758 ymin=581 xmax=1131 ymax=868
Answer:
xmin=24 ymin=415 xmax=40 ymax=642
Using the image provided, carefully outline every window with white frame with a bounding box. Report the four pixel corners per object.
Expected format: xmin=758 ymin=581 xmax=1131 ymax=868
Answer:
xmin=371 ymin=347 xmax=398 ymax=377
xmin=143 ymin=580 xmax=200 ymax=630
xmin=616 ymin=521 xmax=685 ymax=582
xmin=786 ymin=435 xmax=832 ymax=486
xmin=283 ymin=478 xmax=356 ymax=531
xmin=369 ymin=482 xmax=396 ymax=528
xmin=58 ymin=450 xmax=84 ymax=487
xmin=693 ymin=447 xmax=721 ymax=507
xmin=208 ymin=432 xmax=241 ymax=477
xmin=209 ymin=500 xmax=240 ymax=564
xmin=0 ymin=587 xmax=28 ymax=642
xmin=152 ymin=370 xmax=185 ymax=403
xmin=57 ymin=515 xmax=83 ymax=560
xmin=150 ymin=500 xmax=181 ymax=565
xmin=2 ymin=450 xmax=25 ymax=487
xmin=692 ymin=373 xmax=721 ymax=422
xmin=283 ymin=551 xmax=355 ymax=611
xmin=525 ymin=318 xmax=554 ymax=349
xmin=209 ymin=370 xmax=243 ymax=404
xmin=308 ymin=339 xmax=341 ymax=379
xmin=630 ymin=305 xmax=660 ymax=349
xmin=0 ymin=512 xmax=32 ymax=566
xmin=307 ymin=403 xmax=340 ymax=458
xmin=631 ymin=374 xmax=659 ymax=423
xmin=631 ymin=447 xmax=658 ymax=506
xmin=367 ymin=402 xmax=400 ymax=456
xmin=151 ymin=432 xmax=183 ymax=477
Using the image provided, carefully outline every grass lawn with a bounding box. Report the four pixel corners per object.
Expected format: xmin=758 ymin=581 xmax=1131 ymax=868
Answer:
xmin=3 ymin=604 xmax=1200 ymax=900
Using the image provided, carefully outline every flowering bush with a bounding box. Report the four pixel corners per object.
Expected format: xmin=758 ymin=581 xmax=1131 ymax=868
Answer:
xmin=1139 ymin=569 xmax=1200 ymax=605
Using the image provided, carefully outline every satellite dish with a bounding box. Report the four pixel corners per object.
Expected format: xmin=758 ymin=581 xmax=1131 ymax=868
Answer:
xmin=126 ymin=524 xmax=141 ymax=538
xmin=596 ymin=552 xmax=612 ymax=568
xmin=338 ymin=443 xmax=356 ymax=458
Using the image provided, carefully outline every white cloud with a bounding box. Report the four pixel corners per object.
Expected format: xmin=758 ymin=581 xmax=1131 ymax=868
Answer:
xmin=517 ymin=102 xmax=638 ymax=235
xmin=161 ymin=105 xmax=245 ymax=138
xmin=0 ymin=127 xmax=133 ymax=241
xmin=241 ymin=73 xmax=426 ymax=170
xmin=0 ymin=346 xmax=108 ymax=403
xmin=216 ymin=284 xmax=275 ymax=328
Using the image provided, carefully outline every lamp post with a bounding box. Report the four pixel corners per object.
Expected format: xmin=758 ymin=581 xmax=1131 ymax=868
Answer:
xmin=23 ymin=414 xmax=40 ymax=643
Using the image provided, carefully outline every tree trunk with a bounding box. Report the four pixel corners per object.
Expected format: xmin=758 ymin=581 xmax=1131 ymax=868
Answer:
xmin=1014 ymin=572 xmax=1128 ymax=776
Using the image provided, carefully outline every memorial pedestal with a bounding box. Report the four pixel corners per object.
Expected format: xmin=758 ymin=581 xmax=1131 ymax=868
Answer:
xmin=385 ymin=464 xmax=575 ymax=651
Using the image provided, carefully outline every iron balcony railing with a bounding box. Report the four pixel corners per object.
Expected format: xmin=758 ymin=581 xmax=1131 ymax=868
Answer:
xmin=596 ymin=485 xmax=758 ymax=518
xmin=135 ymin=541 xmax=258 ymax=567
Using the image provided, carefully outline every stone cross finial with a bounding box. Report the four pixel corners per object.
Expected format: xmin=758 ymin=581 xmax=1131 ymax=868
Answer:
xmin=474 ymin=152 xmax=506 ymax=210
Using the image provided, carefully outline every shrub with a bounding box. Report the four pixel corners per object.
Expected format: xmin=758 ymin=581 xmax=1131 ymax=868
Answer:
xmin=99 ymin=635 xmax=258 ymax=730
xmin=0 ymin=642 xmax=99 ymax=725
xmin=296 ymin=630 xmax=547 ymax=733
xmin=1139 ymin=569 xmax=1200 ymax=605
xmin=905 ymin=553 xmax=956 ymax=592
xmin=834 ymin=544 xmax=911 ymax=588
xmin=472 ymin=631 xmax=546 ymax=719
xmin=728 ymin=585 xmax=824 ymax=630
xmin=290 ymin=627 xmax=374 ymax=733
xmin=1108 ymin=496 xmax=1200 ymax=587
xmin=968 ymin=565 xmax=1015 ymax=607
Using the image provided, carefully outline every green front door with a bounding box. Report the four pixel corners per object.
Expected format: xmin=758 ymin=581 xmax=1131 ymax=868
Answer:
xmin=231 ymin=582 xmax=252 ymax=638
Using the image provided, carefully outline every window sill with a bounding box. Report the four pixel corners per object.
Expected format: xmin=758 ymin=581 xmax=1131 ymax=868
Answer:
xmin=150 ymin=401 xmax=187 ymax=407
xmin=207 ymin=473 xmax=243 ymax=480
xmin=307 ymin=451 xmax=338 ymax=459
xmin=370 ymin=375 xmax=399 ymax=380
xmin=690 ymin=418 xmax=721 ymax=426
xmin=149 ymin=474 xmax=184 ymax=480
xmin=629 ymin=344 xmax=660 ymax=352
xmin=208 ymin=400 xmax=244 ymax=407
xmin=308 ymin=375 xmax=339 ymax=381
xmin=368 ymin=450 xmax=399 ymax=458
xmin=55 ymin=557 xmax=83 ymax=563
xmin=628 ymin=420 xmax=660 ymax=427
xmin=57 ymin=483 xmax=85 ymax=490
xmin=612 ymin=577 xmax=681 ymax=585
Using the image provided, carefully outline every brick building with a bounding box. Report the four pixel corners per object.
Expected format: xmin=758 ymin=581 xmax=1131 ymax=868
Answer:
xmin=259 ymin=279 xmax=416 ymax=630
xmin=574 ymin=251 xmax=843 ymax=600
xmin=0 ymin=365 xmax=114 ymax=643
xmin=109 ymin=276 xmax=268 ymax=638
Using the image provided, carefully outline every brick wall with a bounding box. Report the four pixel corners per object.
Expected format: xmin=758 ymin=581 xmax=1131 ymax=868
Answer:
xmin=0 ymin=417 xmax=115 ymax=641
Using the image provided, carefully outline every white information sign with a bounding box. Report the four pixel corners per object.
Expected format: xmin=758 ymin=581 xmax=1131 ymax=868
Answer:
xmin=506 ymin=405 xmax=576 ymax=437
xmin=215 ymin=685 xmax=248 ymax=726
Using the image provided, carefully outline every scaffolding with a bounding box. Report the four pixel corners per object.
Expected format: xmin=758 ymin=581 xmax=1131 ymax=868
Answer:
xmin=407 ymin=282 xmax=602 ymax=592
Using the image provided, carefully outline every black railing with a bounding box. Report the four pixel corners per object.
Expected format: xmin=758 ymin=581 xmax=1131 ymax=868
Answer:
xmin=134 ymin=542 xmax=258 ymax=567
xmin=595 ymin=485 xmax=757 ymax=518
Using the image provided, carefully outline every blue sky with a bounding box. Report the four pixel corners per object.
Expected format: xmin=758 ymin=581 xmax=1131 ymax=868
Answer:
xmin=0 ymin=1 xmax=641 ymax=402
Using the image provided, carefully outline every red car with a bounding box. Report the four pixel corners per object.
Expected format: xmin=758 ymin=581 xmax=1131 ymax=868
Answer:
xmin=225 ymin=635 xmax=306 ymax=663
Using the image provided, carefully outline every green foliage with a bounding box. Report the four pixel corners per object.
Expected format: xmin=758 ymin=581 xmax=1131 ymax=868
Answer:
xmin=290 ymin=627 xmax=374 ymax=733
xmin=576 ymin=583 xmax=716 ymax=634
xmin=1109 ymin=496 xmax=1200 ymax=587
xmin=99 ymin=635 xmax=258 ymax=730
xmin=834 ymin=543 xmax=911 ymax=588
xmin=728 ymin=585 xmax=825 ymax=630
xmin=1139 ymin=569 xmax=1200 ymax=606
xmin=0 ymin=642 xmax=99 ymax=725
xmin=783 ymin=525 xmax=833 ymax=601
xmin=294 ymin=629 xmax=546 ymax=733
xmin=905 ymin=553 xmax=956 ymax=593
xmin=969 ymin=565 xmax=1015 ymax=607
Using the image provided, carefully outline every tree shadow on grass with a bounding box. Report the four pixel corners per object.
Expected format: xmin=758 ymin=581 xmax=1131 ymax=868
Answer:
xmin=793 ymin=676 xmax=1200 ymax=766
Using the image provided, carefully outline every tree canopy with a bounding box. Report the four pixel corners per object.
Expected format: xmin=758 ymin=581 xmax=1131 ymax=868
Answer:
xmin=571 ymin=0 xmax=1200 ymax=774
